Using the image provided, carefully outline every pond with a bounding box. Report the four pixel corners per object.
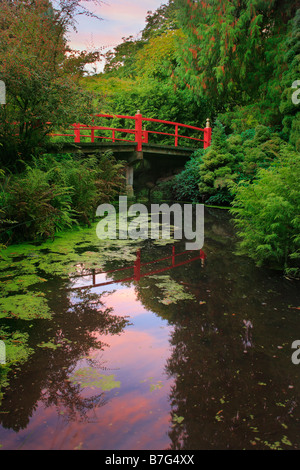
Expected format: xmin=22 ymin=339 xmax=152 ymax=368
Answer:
xmin=0 ymin=207 xmax=299 ymax=450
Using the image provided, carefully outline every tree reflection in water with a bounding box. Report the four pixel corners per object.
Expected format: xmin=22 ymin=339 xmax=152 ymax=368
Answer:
xmin=0 ymin=208 xmax=299 ymax=449
xmin=0 ymin=286 xmax=130 ymax=432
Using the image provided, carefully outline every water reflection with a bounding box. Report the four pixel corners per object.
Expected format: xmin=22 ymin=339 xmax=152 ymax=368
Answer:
xmin=242 ymin=320 xmax=254 ymax=352
xmin=68 ymin=246 xmax=207 ymax=290
xmin=0 ymin=286 xmax=130 ymax=434
xmin=0 ymin=208 xmax=299 ymax=450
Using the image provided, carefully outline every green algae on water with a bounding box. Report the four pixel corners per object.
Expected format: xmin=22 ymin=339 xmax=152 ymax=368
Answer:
xmin=0 ymin=274 xmax=47 ymax=296
xmin=5 ymin=332 xmax=34 ymax=365
xmin=1 ymin=222 xmax=142 ymax=279
xmin=0 ymin=293 xmax=52 ymax=320
xmin=68 ymin=367 xmax=121 ymax=391
xmin=0 ymin=328 xmax=34 ymax=370
xmin=152 ymin=275 xmax=196 ymax=305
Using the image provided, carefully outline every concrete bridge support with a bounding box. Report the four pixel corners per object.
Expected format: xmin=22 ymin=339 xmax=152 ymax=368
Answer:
xmin=44 ymin=142 xmax=200 ymax=198
xmin=126 ymin=165 xmax=134 ymax=197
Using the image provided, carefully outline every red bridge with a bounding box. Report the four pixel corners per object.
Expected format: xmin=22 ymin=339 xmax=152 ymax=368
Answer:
xmin=68 ymin=245 xmax=207 ymax=291
xmin=50 ymin=111 xmax=212 ymax=151
xmin=48 ymin=111 xmax=212 ymax=195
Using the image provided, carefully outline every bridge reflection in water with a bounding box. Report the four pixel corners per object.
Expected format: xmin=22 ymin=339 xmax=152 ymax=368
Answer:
xmin=69 ymin=246 xmax=207 ymax=291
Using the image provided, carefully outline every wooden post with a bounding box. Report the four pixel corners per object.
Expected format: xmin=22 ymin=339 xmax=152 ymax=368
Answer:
xmin=91 ymin=118 xmax=95 ymax=143
xmin=73 ymin=124 xmax=81 ymax=143
xmin=175 ymin=124 xmax=179 ymax=147
xmin=203 ymin=118 xmax=212 ymax=149
xmin=0 ymin=81 xmax=5 ymax=155
xmin=135 ymin=110 xmax=143 ymax=152
xmin=143 ymin=127 xmax=148 ymax=143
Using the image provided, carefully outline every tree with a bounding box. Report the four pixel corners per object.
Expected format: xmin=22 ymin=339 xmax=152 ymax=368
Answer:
xmin=141 ymin=1 xmax=179 ymax=41
xmin=103 ymin=36 xmax=145 ymax=77
xmin=279 ymin=9 xmax=300 ymax=150
xmin=198 ymin=120 xmax=236 ymax=204
xmin=52 ymin=0 xmax=104 ymax=28
xmin=175 ymin=0 xmax=298 ymax=111
xmin=102 ymin=1 xmax=181 ymax=78
xmin=0 ymin=0 xmax=102 ymax=170
xmin=134 ymin=29 xmax=183 ymax=81
xmin=89 ymin=23 xmax=213 ymax=131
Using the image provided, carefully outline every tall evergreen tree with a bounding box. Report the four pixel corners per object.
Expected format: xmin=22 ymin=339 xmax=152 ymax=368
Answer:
xmin=175 ymin=0 xmax=298 ymax=111
xmin=279 ymin=9 xmax=300 ymax=150
xmin=142 ymin=1 xmax=179 ymax=40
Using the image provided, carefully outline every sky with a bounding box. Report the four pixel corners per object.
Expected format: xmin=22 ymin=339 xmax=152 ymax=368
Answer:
xmin=67 ymin=0 xmax=165 ymax=72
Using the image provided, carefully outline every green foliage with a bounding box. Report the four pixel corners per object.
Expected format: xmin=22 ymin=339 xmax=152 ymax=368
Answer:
xmin=198 ymin=120 xmax=237 ymax=203
xmin=83 ymin=2 xmax=213 ymax=133
xmin=172 ymin=154 xmax=204 ymax=202
xmin=279 ymin=9 xmax=300 ymax=150
xmin=102 ymin=0 xmax=180 ymax=78
xmin=1 ymin=0 xmax=299 ymax=280
xmin=195 ymin=121 xmax=299 ymax=205
xmin=110 ymin=79 xmax=210 ymax=142
xmin=103 ymin=36 xmax=145 ymax=77
xmin=151 ymin=178 xmax=175 ymax=202
xmin=142 ymin=0 xmax=179 ymax=41
xmin=134 ymin=29 xmax=183 ymax=81
xmin=175 ymin=0 xmax=296 ymax=111
xmin=0 ymin=152 xmax=125 ymax=243
xmin=2 ymin=166 xmax=73 ymax=241
xmin=0 ymin=0 xmax=101 ymax=169
xmin=231 ymin=154 xmax=300 ymax=277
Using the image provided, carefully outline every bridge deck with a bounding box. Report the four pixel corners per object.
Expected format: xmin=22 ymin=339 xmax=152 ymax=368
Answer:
xmin=45 ymin=141 xmax=198 ymax=159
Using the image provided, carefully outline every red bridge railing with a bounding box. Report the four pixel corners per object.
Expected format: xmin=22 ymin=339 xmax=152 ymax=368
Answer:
xmin=50 ymin=111 xmax=212 ymax=150
xmin=69 ymin=246 xmax=207 ymax=290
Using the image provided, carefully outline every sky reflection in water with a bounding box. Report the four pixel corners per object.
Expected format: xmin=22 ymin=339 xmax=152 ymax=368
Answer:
xmin=0 ymin=208 xmax=299 ymax=450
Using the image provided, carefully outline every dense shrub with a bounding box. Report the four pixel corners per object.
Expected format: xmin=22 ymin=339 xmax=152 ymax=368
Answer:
xmin=0 ymin=152 xmax=125 ymax=243
xmin=0 ymin=167 xmax=73 ymax=241
xmin=172 ymin=153 xmax=204 ymax=202
xmin=193 ymin=122 xmax=299 ymax=206
xmin=151 ymin=152 xmax=204 ymax=203
xmin=198 ymin=120 xmax=237 ymax=204
xmin=231 ymin=154 xmax=300 ymax=278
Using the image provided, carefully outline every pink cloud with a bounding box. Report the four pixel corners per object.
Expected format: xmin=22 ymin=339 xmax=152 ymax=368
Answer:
xmin=67 ymin=0 xmax=164 ymax=51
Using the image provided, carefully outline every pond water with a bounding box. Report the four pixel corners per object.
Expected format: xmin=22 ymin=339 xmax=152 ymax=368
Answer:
xmin=0 ymin=207 xmax=299 ymax=450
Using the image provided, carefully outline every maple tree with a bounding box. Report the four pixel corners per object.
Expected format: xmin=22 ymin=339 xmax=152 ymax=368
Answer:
xmin=0 ymin=0 xmax=102 ymax=169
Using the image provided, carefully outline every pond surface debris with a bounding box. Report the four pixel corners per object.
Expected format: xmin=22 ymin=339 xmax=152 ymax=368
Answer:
xmin=0 ymin=207 xmax=299 ymax=450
